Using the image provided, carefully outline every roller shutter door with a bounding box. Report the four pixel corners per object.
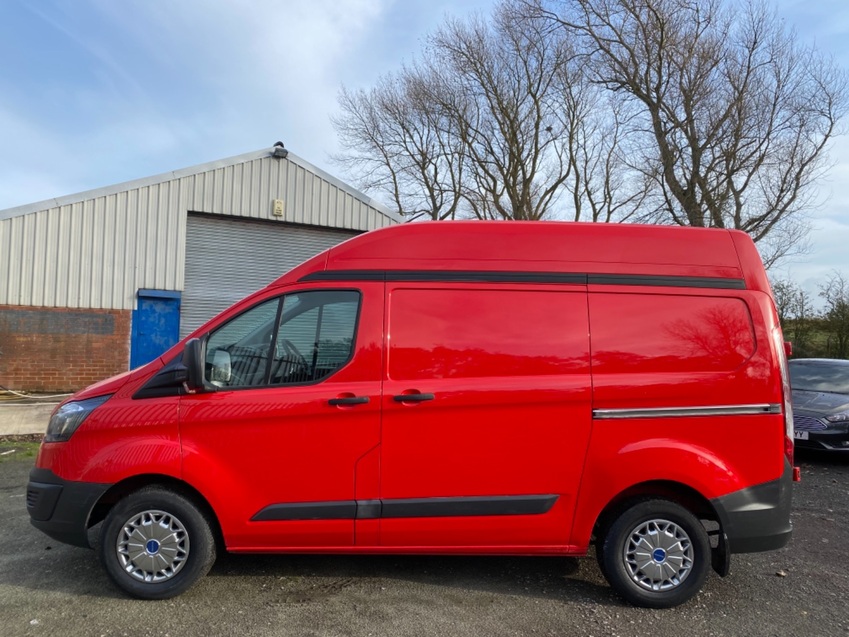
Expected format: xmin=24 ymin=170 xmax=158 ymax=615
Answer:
xmin=181 ymin=214 xmax=358 ymax=337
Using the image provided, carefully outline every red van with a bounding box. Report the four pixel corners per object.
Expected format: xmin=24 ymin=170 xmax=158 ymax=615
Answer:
xmin=27 ymin=221 xmax=795 ymax=608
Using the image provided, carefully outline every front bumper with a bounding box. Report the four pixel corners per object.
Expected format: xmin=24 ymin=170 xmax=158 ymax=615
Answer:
xmin=794 ymin=429 xmax=849 ymax=452
xmin=710 ymin=461 xmax=793 ymax=554
xmin=27 ymin=468 xmax=111 ymax=548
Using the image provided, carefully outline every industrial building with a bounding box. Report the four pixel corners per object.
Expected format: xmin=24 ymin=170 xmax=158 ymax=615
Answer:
xmin=0 ymin=144 xmax=399 ymax=392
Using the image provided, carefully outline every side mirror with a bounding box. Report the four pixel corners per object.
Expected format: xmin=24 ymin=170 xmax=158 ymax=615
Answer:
xmin=209 ymin=349 xmax=232 ymax=384
xmin=182 ymin=338 xmax=207 ymax=392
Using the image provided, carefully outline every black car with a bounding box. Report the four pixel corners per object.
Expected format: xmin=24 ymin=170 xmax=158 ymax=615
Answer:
xmin=788 ymin=358 xmax=849 ymax=451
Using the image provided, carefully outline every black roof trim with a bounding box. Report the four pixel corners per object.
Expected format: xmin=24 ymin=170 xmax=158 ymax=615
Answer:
xmin=587 ymin=274 xmax=746 ymax=289
xmin=300 ymin=269 xmax=746 ymax=290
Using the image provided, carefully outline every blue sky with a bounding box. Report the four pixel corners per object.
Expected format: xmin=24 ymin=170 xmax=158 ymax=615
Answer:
xmin=0 ymin=0 xmax=847 ymax=296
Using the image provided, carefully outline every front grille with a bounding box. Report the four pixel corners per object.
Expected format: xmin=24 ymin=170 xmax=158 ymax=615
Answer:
xmin=794 ymin=415 xmax=828 ymax=431
xmin=26 ymin=488 xmax=39 ymax=510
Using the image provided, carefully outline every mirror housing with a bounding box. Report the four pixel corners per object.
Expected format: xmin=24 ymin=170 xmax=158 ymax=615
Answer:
xmin=132 ymin=341 xmax=209 ymax=399
xmin=182 ymin=338 xmax=207 ymax=392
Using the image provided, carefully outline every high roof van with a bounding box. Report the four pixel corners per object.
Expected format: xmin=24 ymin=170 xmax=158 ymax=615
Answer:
xmin=27 ymin=221 xmax=796 ymax=608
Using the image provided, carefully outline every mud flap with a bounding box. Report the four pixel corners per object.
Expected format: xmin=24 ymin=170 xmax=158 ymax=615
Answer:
xmin=712 ymin=530 xmax=731 ymax=577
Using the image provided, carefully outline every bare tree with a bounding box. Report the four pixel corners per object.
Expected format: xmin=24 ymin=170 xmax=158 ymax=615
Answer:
xmin=530 ymin=0 xmax=848 ymax=265
xmin=333 ymin=64 xmax=465 ymax=221
xmin=772 ymin=277 xmax=816 ymax=355
xmin=560 ymin=81 xmax=651 ymax=222
xmin=333 ymin=0 xmax=647 ymax=222
xmin=427 ymin=3 xmax=575 ymax=220
xmin=820 ymin=271 xmax=849 ymax=359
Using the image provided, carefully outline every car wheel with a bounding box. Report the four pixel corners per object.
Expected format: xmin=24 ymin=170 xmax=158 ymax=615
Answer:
xmin=600 ymin=499 xmax=710 ymax=608
xmin=99 ymin=487 xmax=216 ymax=599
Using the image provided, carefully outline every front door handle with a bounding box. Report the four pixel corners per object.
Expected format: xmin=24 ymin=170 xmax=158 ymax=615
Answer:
xmin=328 ymin=396 xmax=370 ymax=406
xmin=392 ymin=393 xmax=435 ymax=403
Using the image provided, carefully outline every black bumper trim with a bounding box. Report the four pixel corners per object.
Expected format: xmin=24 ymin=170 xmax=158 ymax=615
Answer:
xmin=27 ymin=468 xmax=111 ymax=549
xmin=711 ymin=461 xmax=793 ymax=554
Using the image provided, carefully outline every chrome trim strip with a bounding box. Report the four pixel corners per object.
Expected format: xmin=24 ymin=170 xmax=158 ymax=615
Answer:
xmin=592 ymin=404 xmax=782 ymax=420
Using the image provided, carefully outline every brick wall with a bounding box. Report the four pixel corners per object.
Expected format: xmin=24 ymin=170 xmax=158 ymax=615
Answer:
xmin=0 ymin=305 xmax=131 ymax=392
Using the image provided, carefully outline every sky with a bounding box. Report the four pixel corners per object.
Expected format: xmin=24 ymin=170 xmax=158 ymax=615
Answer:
xmin=0 ymin=0 xmax=847 ymax=299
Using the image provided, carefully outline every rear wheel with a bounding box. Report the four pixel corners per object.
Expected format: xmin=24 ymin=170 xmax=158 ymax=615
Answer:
xmin=98 ymin=487 xmax=216 ymax=599
xmin=600 ymin=499 xmax=710 ymax=608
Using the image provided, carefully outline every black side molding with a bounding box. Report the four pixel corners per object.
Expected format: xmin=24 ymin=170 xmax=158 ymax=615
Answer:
xmin=252 ymin=501 xmax=357 ymax=521
xmin=381 ymin=494 xmax=558 ymax=518
xmin=251 ymin=494 xmax=559 ymax=522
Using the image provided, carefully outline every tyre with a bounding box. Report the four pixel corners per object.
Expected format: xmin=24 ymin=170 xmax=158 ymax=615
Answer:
xmin=98 ymin=487 xmax=217 ymax=599
xmin=600 ymin=499 xmax=710 ymax=608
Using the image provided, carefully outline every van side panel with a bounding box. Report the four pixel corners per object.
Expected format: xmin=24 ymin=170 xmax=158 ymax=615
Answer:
xmin=379 ymin=284 xmax=592 ymax=547
xmin=570 ymin=288 xmax=785 ymax=549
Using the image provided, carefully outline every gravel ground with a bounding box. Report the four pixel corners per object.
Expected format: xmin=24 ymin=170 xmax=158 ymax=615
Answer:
xmin=1 ymin=447 xmax=847 ymax=637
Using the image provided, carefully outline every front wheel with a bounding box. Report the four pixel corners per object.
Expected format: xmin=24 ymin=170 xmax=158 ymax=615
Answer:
xmin=98 ymin=487 xmax=217 ymax=599
xmin=600 ymin=499 xmax=711 ymax=608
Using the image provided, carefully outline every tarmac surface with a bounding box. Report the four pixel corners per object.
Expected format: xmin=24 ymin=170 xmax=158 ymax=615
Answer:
xmin=1 ymin=442 xmax=848 ymax=637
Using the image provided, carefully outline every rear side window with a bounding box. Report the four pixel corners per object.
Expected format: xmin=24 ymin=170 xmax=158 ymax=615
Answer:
xmin=387 ymin=288 xmax=588 ymax=380
xmin=589 ymin=293 xmax=755 ymax=373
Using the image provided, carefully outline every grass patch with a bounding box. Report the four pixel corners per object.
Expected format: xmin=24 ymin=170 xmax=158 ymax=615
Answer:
xmin=0 ymin=441 xmax=41 ymax=464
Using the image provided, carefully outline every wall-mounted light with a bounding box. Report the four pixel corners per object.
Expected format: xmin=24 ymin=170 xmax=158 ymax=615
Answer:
xmin=272 ymin=141 xmax=288 ymax=159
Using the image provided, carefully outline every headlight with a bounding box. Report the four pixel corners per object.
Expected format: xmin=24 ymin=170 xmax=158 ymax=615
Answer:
xmin=825 ymin=412 xmax=849 ymax=423
xmin=45 ymin=395 xmax=112 ymax=442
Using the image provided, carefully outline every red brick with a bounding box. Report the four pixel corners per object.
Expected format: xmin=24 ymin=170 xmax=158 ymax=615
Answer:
xmin=0 ymin=305 xmax=131 ymax=392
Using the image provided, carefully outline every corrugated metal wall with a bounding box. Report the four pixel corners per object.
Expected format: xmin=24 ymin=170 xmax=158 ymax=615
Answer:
xmin=0 ymin=191 xmax=185 ymax=310
xmin=0 ymin=151 xmax=396 ymax=311
xmin=181 ymin=214 xmax=357 ymax=337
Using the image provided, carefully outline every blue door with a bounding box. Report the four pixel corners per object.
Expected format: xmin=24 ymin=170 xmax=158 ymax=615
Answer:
xmin=130 ymin=290 xmax=181 ymax=369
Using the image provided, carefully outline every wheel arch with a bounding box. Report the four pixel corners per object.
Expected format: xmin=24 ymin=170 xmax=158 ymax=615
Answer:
xmin=592 ymin=480 xmax=720 ymax=540
xmin=88 ymin=474 xmax=225 ymax=552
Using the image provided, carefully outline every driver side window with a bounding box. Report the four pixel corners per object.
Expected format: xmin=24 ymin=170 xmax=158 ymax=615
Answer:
xmin=205 ymin=298 xmax=280 ymax=388
xmin=205 ymin=290 xmax=360 ymax=389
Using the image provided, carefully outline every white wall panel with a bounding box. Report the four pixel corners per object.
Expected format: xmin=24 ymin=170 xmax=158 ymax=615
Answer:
xmin=0 ymin=149 xmax=397 ymax=310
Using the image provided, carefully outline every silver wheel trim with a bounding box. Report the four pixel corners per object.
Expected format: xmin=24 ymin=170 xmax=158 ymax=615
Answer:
xmin=623 ymin=518 xmax=694 ymax=592
xmin=116 ymin=509 xmax=190 ymax=583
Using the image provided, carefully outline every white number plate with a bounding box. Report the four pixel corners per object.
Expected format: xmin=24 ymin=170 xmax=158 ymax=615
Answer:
xmin=794 ymin=431 xmax=809 ymax=440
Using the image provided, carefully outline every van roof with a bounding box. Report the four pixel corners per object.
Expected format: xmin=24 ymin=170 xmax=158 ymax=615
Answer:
xmin=276 ymin=221 xmax=768 ymax=292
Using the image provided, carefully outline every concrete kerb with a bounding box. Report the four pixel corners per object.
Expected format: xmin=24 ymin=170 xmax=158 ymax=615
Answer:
xmin=0 ymin=402 xmax=58 ymax=436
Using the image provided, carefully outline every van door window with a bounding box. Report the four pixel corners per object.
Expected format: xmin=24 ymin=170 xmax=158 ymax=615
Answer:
xmin=206 ymin=298 xmax=280 ymax=387
xmin=205 ymin=290 xmax=360 ymax=389
xmin=270 ymin=291 xmax=359 ymax=385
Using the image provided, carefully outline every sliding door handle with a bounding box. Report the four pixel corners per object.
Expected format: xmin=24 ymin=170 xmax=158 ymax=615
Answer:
xmin=393 ymin=393 xmax=435 ymax=403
